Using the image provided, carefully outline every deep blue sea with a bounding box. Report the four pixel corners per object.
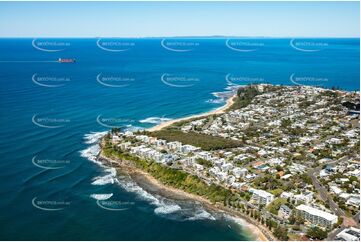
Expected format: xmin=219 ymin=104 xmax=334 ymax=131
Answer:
xmin=0 ymin=38 xmax=359 ymax=240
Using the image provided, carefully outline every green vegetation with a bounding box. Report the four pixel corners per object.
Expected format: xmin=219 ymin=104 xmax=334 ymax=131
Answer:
xmin=306 ymin=226 xmax=328 ymax=240
xmin=273 ymin=226 xmax=289 ymax=241
xmin=266 ymin=198 xmax=287 ymax=215
xmin=253 ymin=174 xmax=284 ymax=190
xmin=269 ymin=188 xmax=284 ymax=197
xmin=265 ymin=218 xmax=278 ymax=230
xmin=227 ymin=86 xmax=260 ymax=111
xmin=289 ymin=212 xmax=305 ymax=225
xmin=102 ymin=141 xmax=240 ymax=204
xmin=196 ymin=158 xmax=213 ymax=168
xmin=146 ymin=130 xmax=242 ymax=151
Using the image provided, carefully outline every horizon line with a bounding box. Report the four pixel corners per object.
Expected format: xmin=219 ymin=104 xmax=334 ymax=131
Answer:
xmin=0 ymin=36 xmax=360 ymax=39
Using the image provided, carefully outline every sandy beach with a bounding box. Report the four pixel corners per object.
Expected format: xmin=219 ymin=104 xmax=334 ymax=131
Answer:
xmin=98 ymin=153 xmax=274 ymax=241
xmin=129 ymin=168 xmax=272 ymax=241
xmin=148 ymin=94 xmax=237 ymax=132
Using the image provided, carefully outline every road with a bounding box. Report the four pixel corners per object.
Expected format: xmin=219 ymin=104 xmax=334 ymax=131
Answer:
xmin=308 ymin=158 xmax=347 ymax=217
xmin=308 ymin=156 xmax=359 ymax=240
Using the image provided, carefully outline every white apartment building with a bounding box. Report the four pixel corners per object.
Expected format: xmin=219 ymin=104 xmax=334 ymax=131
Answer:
xmin=296 ymin=204 xmax=338 ymax=228
xmin=335 ymin=227 xmax=360 ymax=241
xmin=250 ymin=189 xmax=275 ymax=205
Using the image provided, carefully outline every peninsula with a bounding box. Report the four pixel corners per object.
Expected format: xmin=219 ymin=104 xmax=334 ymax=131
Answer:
xmin=100 ymin=84 xmax=360 ymax=241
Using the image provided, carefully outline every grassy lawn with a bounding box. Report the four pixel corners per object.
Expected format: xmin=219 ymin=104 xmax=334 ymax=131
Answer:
xmin=266 ymin=198 xmax=288 ymax=215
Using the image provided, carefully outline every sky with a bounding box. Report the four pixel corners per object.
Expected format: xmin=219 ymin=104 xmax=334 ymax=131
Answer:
xmin=0 ymin=1 xmax=359 ymax=38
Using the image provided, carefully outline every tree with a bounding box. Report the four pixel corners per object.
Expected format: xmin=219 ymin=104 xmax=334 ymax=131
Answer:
xmin=273 ymin=226 xmax=289 ymax=241
xmin=336 ymin=217 xmax=344 ymax=227
xmin=307 ymin=226 xmax=328 ymax=240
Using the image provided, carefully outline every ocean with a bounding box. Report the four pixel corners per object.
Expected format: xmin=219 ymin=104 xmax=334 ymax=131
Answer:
xmin=0 ymin=38 xmax=359 ymax=240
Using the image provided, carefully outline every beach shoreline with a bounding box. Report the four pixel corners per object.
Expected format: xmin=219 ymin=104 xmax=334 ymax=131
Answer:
xmin=98 ymin=153 xmax=272 ymax=241
xmin=147 ymin=94 xmax=237 ymax=132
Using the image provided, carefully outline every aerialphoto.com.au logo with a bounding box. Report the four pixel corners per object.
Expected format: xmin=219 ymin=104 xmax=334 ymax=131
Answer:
xmin=32 ymin=73 xmax=71 ymax=88
xmin=96 ymin=200 xmax=134 ymax=211
xmin=32 ymin=38 xmax=70 ymax=52
xmin=160 ymin=73 xmax=200 ymax=88
xmin=32 ymin=155 xmax=70 ymax=170
xmin=32 ymin=197 xmax=70 ymax=211
xmin=161 ymin=39 xmax=200 ymax=52
xmin=290 ymin=73 xmax=329 ymax=86
xmin=226 ymin=73 xmax=266 ymax=85
xmin=96 ymin=38 xmax=136 ymax=52
xmin=290 ymin=39 xmax=329 ymax=52
xmin=96 ymin=73 xmax=135 ymax=88
xmin=96 ymin=114 xmax=136 ymax=128
xmin=32 ymin=113 xmax=71 ymax=129
xmin=225 ymin=39 xmax=264 ymax=52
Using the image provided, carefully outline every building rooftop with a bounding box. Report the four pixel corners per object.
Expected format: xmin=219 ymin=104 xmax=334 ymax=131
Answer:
xmin=296 ymin=204 xmax=338 ymax=221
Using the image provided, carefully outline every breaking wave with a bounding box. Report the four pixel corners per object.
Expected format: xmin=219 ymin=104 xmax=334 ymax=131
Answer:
xmin=83 ymin=131 xmax=108 ymax=144
xmin=91 ymin=168 xmax=117 ymax=185
xmin=80 ymin=144 xmax=101 ymax=163
xmin=90 ymin=193 xmax=113 ymax=200
xmin=123 ymin=124 xmax=144 ymax=132
xmin=139 ymin=117 xmax=172 ymax=124
xmin=187 ymin=209 xmax=216 ymax=221
xmin=154 ymin=204 xmax=182 ymax=215
xmin=117 ymin=178 xmax=215 ymax=220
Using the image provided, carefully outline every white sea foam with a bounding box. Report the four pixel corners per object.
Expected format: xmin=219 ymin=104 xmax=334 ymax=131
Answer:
xmin=80 ymin=144 xmax=101 ymax=163
xmin=80 ymin=131 xmax=108 ymax=163
xmin=116 ymin=178 xmax=185 ymax=215
xmin=206 ymin=98 xmax=225 ymax=104
xmin=91 ymin=174 xmax=114 ymax=185
xmin=225 ymin=84 xmax=244 ymax=90
xmin=81 ymin=131 xmax=119 ymax=187
xmin=139 ymin=117 xmax=172 ymax=124
xmin=91 ymin=165 xmax=117 ymax=186
xmin=154 ymin=204 xmax=182 ymax=215
xmin=187 ymin=209 xmax=216 ymax=221
xmin=206 ymin=91 xmax=234 ymax=104
xmin=223 ymin=214 xmax=252 ymax=230
xmin=90 ymin=193 xmax=113 ymax=200
xmin=123 ymin=125 xmax=144 ymax=132
xmin=117 ymin=179 xmax=159 ymax=204
xmin=83 ymin=131 xmax=108 ymax=144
